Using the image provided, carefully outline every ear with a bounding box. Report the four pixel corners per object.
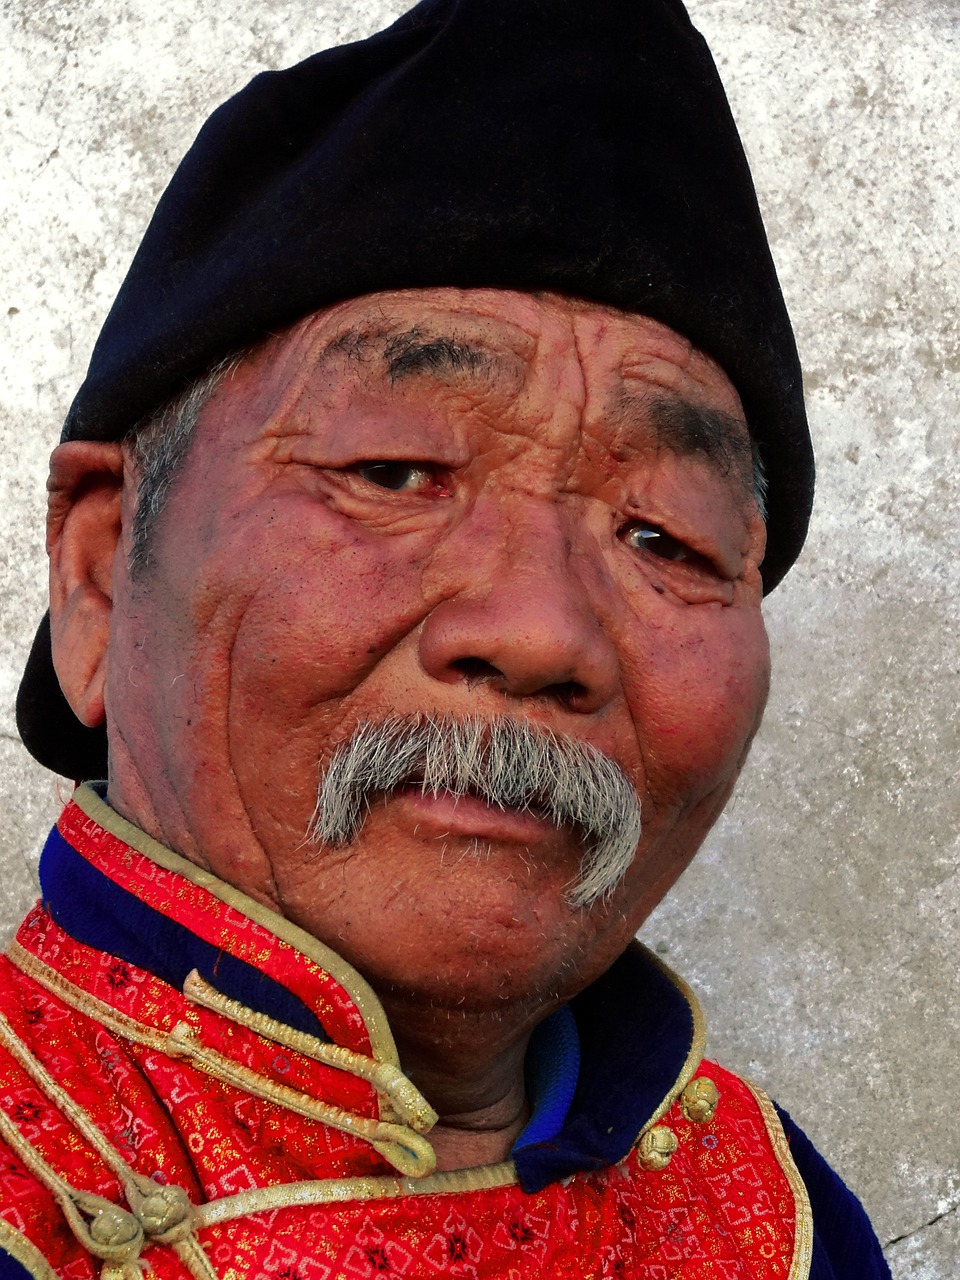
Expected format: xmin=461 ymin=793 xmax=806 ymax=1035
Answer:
xmin=47 ymin=440 xmax=126 ymax=729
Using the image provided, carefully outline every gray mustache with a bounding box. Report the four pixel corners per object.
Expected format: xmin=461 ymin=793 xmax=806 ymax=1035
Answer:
xmin=307 ymin=716 xmax=642 ymax=908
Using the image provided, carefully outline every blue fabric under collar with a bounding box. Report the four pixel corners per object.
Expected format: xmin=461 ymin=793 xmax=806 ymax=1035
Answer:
xmin=513 ymin=1004 xmax=581 ymax=1151
xmin=513 ymin=944 xmax=695 ymax=1192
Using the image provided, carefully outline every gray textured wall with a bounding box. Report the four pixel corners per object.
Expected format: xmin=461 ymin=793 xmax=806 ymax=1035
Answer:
xmin=1 ymin=2 xmax=957 ymax=1274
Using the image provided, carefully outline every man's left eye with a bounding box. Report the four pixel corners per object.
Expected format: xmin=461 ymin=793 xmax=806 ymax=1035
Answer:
xmin=621 ymin=522 xmax=696 ymax=563
xmin=356 ymin=462 xmax=437 ymax=492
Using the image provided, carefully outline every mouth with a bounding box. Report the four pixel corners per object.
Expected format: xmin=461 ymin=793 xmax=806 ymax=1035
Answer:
xmin=309 ymin=715 xmax=642 ymax=907
xmin=392 ymin=782 xmax=562 ymax=843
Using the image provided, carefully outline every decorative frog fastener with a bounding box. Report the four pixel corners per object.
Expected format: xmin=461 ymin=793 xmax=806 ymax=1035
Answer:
xmin=637 ymin=1125 xmax=679 ymax=1171
xmin=681 ymin=1076 xmax=720 ymax=1124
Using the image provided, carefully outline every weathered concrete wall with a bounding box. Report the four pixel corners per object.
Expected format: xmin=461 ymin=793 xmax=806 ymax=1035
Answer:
xmin=1 ymin=2 xmax=957 ymax=1273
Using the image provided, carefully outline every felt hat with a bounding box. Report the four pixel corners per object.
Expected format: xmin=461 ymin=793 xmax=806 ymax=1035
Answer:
xmin=18 ymin=0 xmax=813 ymax=779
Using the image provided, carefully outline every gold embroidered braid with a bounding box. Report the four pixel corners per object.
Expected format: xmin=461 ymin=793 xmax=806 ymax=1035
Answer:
xmin=0 ymin=1217 xmax=59 ymax=1280
xmin=0 ymin=1097 xmax=144 ymax=1276
xmin=193 ymin=1160 xmax=519 ymax=1228
xmin=746 ymin=1080 xmax=814 ymax=1280
xmin=165 ymin=1019 xmax=436 ymax=1177
xmin=0 ymin=979 xmax=517 ymax=1249
xmin=7 ymin=939 xmax=180 ymax=1055
xmin=7 ymin=943 xmax=436 ymax=1178
xmin=182 ymin=968 xmax=437 ymax=1131
xmin=0 ymin=1012 xmax=218 ymax=1280
xmin=634 ymin=945 xmax=707 ymax=1138
xmin=73 ymin=784 xmax=401 ymax=1064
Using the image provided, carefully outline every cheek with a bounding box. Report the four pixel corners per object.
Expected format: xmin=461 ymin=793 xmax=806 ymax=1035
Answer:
xmin=218 ymin=504 xmax=433 ymax=724
xmin=622 ymin=611 xmax=770 ymax=804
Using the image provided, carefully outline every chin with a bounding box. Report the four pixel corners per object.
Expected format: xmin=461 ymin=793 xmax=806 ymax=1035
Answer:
xmin=342 ymin=887 xmax=632 ymax=1018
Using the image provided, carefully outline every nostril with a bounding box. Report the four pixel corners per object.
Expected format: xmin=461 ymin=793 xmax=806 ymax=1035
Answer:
xmin=452 ymin=657 xmax=503 ymax=683
xmin=449 ymin=660 xmax=589 ymax=705
xmin=551 ymin=680 xmax=588 ymax=708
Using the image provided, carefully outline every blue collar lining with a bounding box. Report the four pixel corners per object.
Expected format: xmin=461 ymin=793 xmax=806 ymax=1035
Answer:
xmin=513 ymin=1004 xmax=581 ymax=1151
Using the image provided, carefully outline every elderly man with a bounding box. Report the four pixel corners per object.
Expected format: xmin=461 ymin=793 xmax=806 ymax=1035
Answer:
xmin=1 ymin=0 xmax=890 ymax=1276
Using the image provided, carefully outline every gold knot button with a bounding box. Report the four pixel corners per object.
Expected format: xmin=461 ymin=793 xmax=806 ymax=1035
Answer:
xmin=88 ymin=1204 xmax=144 ymax=1258
xmin=637 ymin=1125 xmax=678 ymax=1171
xmin=681 ymin=1076 xmax=719 ymax=1124
xmin=137 ymin=1183 xmax=193 ymax=1239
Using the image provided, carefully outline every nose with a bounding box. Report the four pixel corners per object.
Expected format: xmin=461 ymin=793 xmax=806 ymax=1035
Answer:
xmin=418 ymin=501 xmax=620 ymax=714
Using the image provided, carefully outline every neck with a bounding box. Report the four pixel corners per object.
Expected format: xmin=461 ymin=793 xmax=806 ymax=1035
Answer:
xmin=389 ymin=1011 xmax=535 ymax=1172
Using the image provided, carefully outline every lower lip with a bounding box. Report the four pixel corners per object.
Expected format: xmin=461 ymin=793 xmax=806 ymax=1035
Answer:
xmin=393 ymin=786 xmax=558 ymax=842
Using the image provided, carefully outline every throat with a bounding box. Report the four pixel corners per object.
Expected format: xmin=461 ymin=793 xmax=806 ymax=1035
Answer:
xmin=394 ymin=1024 xmax=534 ymax=1172
xmin=428 ymin=1093 xmax=532 ymax=1171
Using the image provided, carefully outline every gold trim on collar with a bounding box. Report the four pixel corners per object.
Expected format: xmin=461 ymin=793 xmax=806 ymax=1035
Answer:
xmin=71 ymin=783 xmax=399 ymax=1065
xmin=747 ymin=1081 xmax=814 ymax=1280
xmin=632 ymin=943 xmax=708 ymax=1138
xmin=194 ymin=1160 xmax=519 ymax=1227
xmin=65 ymin=787 xmax=710 ymax=1177
xmin=4 ymin=947 xmax=518 ymax=1218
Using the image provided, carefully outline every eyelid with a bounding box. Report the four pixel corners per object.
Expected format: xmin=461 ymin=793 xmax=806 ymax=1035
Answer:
xmin=619 ymin=519 xmax=726 ymax=577
xmin=351 ymin=459 xmax=452 ymax=496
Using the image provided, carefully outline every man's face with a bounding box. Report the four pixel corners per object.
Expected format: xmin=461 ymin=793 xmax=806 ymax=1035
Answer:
xmin=98 ymin=289 xmax=769 ymax=1020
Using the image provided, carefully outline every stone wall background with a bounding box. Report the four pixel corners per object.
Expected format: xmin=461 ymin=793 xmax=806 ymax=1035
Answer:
xmin=1 ymin=1 xmax=957 ymax=1273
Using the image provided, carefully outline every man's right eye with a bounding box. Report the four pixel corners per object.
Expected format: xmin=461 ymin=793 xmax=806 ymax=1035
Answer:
xmin=619 ymin=521 xmax=722 ymax=578
xmin=621 ymin=522 xmax=696 ymax=563
xmin=355 ymin=462 xmax=438 ymax=492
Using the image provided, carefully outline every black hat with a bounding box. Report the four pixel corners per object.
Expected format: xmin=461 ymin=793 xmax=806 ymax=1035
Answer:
xmin=18 ymin=0 xmax=813 ymax=780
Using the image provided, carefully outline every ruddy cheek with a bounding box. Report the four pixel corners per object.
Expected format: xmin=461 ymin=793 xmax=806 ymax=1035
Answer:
xmin=629 ymin=624 xmax=767 ymax=802
xmin=229 ymin=526 xmax=432 ymax=714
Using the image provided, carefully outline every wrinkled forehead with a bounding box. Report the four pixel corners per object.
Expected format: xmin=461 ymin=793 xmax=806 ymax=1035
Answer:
xmin=223 ymin=289 xmax=751 ymax=455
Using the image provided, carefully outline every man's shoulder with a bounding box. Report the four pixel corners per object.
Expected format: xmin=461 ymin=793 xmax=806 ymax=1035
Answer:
xmin=770 ymin=1098 xmax=893 ymax=1280
xmin=693 ymin=1059 xmax=891 ymax=1280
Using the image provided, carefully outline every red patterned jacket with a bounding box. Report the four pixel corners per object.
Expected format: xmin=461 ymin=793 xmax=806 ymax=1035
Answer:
xmin=0 ymin=785 xmax=884 ymax=1279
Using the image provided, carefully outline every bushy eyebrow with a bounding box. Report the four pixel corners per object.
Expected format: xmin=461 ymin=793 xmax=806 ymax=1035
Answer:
xmin=323 ymin=325 xmax=500 ymax=384
xmin=616 ymin=392 xmax=758 ymax=498
xmin=384 ymin=332 xmax=494 ymax=382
